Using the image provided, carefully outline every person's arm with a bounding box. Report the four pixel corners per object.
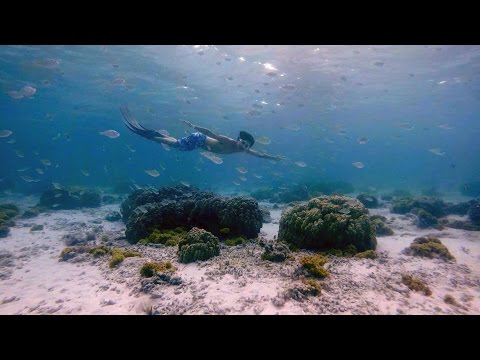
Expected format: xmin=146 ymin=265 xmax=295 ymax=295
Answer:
xmin=247 ymin=148 xmax=286 ymax=161
xmin=180 ymin=120 xmax=219 ymax=140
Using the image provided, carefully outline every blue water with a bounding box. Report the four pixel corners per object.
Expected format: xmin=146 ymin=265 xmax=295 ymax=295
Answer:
xmin=1 ymin=45 xmax=479 ymax=196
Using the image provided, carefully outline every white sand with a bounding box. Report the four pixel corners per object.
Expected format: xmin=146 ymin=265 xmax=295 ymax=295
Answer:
xmin=1 ymin=196 xmax=479 ymax=314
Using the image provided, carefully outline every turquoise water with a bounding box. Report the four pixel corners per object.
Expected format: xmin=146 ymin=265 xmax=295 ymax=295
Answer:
xmin=1 ymin=45 xmax=479 ymax=196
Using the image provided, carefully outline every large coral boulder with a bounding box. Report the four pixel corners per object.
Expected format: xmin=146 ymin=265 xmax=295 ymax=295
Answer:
xmin=178 ymin=227 xmax=220 ymax=263
xmin=391 ymin=196 xmax=446 ymax=217
xmin=122 ymin=186 xmax=263 ymax=243
xmin=278 ymin=195 xmax=376 ymax=251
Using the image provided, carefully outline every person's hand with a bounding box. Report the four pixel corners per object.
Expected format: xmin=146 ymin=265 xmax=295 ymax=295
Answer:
xmin=180 ymin=119 xmax=194 ymax=128
xmin=275 ymin=155 xmax=287 ymax=161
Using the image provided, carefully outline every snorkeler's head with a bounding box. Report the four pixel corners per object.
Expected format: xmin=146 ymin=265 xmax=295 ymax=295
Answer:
xmin=238 ymin=131 xmax=255 ymax=149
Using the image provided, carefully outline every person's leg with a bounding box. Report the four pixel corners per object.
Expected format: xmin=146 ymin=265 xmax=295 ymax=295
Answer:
xmin=152 ymin=136 xmax=179 ymax=147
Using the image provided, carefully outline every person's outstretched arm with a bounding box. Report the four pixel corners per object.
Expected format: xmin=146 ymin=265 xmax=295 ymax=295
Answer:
xmin=246 ymin=148 xmax=286 ymax=161
xmin=180 ymin=120 xmax=220 ymax=139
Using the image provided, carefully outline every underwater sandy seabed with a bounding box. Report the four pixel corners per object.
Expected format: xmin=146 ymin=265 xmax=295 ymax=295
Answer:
xmin=0 ymin=192 xmax=479 ymax=315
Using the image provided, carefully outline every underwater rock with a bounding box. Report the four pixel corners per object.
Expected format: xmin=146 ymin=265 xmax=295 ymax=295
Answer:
xmin=261 ymin=242 xmax=290 ymax=262
xmin=120 ymin=187 xmax=193 ymax=222
xmin=440 ymin=219 xmax=480 ymax=231
xmin=105 ymin=211 xmax=122 ymax=222
xmin=0 ymin=225 xmax=9 ymax=238
xmin=178 ymin=227 xmax=220 ymax=263
xmin=403 ymin=236 xmax=454 ymax=261
xmin=59 ymin=246 xmax=90 ymax=261
xmin=260 ymin=207 xmax=272 ymax=223
xmin=468 ymin=200 xmax=480 ymax=225
xmin=140 ymin=273 xmax=182 ymax=291
xmin=278 ymin=195 xmax=376 ymax=251
xmin=0 ymin=204 xmax=19 ymax=238
xmin=401 ymin=274 xmax=432 ymax=296
xmin=21 ymin=207 xmax=40 ymax=219
xmin=62 ymin=231 xmax=96 ymax=246
xmin=299 ymin=254 xmax=330 ymax=278
xmin=0 ymin=250 xmax=15 ymax=280
xmin=286 ymin=279 xmax=321 ymax=301
xmin=356 ymin=193 xmax=379 ymax=208
xmin=30 ymin=224 xmax=43 ymax=231
xmin=38 ymin=187 xmax=101 ymax=209
xmin=390 ymin=196 xmax=446 ymax=217
xmin=370 ymin=215 xmax=394 ymax=236
xmin=413 ymin=208 xmax=438 ymax=228
xmin=140 ymin=261 xmax=176 ymax=277
xmin=122 ymin=186 xmax=262 ymax=243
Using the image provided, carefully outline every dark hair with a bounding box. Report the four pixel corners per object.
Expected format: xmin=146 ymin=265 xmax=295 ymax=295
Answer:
xmin=238 ymin=131 xmax=254 ymax=147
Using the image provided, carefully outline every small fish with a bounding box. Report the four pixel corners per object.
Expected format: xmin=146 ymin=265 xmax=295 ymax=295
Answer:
xmin=239 ymin=176 xmax=247 ymax=182
xmin=7 ymin=138 xmax=16 ymax=144
xmin=20 ymin=175 xmax=35 ymax=182
xmin=295 ymin=161 xmax=307 ymax=168
xmin=281 ymin=84 xmax=296 ymax=91
xmin=438 ymin=80 xmax=447 ymax=85
xmin=352 ymin=161 xmax=365 ymax=169
xmin=437 ymin=124 xmax=453 ymax=130
xmin=52 ymin=204 xmax=60 ymax=208
xmin=200 ymin=151 xmax=223 ymax=165
xmin=428 ymin=148 xmax=445 ymax=156
xmin=8 ymin=91 xmax=24 ymax=99
xmin=78 ymin=191 xmax=85 ymax=196
xmin=19 ymin=85 xmax=36 ymax=97
xmin=0 ymin=130 xmax=13 ymax=138
xmin=357 ymin=136 xmax=369 ymax=144
xmin=339 ymin=208 xmax=350 ymax=214
xmin=52 ymin=182 xmax=62 ymax=190
xmin=236 ymin=167 xmax=248 ymax=174
xmin=112 ymin=78 xmax=126 ymax=85
xmin=253 ymin=174 xmax=262 ymax=179
xmin=374 ymin=61 xmax=384 ymax=67
xmin=126 ymin=144 xmax=136 ymax=152
xmin=180 ymin=181 xmax=190 ymax=187
xmin=256 ymin=136 xmax=271 ymax=145
xmin=54 ymin=193 xmax=63 ymax=198
xmin=15 ymin=150 xmax=25 ymax=158
xmin=41 ymin=159 xmax=52 ymax=166
xmin=81 ymin=169 xmax=90 ymax=176
xmin=17 ymin=167 xmax=30 ymax=172
xmin=232 ymin=181 xmax=241 ymax=186
xmin=35 ymin=168 xmax=44 ymax=175
xmin=285 ymin=125 xmax=300 ymax=131
xmin=99 ymin=130 xmax=120 ymax=139
xmin=145 ymin=169 xmax=160 ymax=177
